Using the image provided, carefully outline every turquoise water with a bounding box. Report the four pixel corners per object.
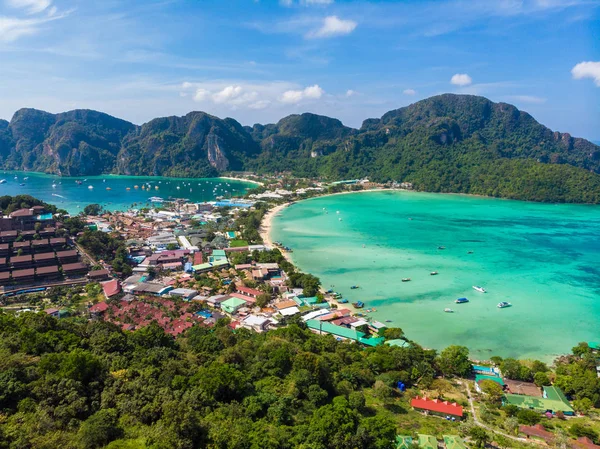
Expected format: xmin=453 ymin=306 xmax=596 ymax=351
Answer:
xmin=271 ymin=191 xmax=600 ymax=361
xmin=0 ymin=171 xmax=256 ymax=213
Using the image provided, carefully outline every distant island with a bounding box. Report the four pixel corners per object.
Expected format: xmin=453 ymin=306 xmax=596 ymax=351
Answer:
xmin=2 ymin=94 xmax=600 ymax=203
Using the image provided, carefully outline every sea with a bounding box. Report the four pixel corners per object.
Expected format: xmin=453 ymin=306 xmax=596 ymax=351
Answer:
xmin=0 ymin=171 xmax=257 ymax=214
xmin=271 ymin=190 xmax=600 ymax=361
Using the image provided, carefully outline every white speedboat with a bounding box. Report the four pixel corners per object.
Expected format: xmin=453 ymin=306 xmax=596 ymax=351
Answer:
xmin=88 ymin=185 xmax=94 ymax=189
xmin=473 ymin=286 xmax=486 ymax=293
xmin=444 ymin=308 xmax=454 ymax=313
xmin=497 ymin=301 xmax=512 ymax=309
xmin=0 ymin=179 xmax=6 ymax=184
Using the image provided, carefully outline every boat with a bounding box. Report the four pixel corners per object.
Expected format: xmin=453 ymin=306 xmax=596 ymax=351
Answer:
xmin=23 ymin=177 xmax=28 ymax=180
xmin=455 ymin=297 xmax=469 ymax=304
xmin=438 ymin=246 xmax=446 ymax=250
xmin=497 ymin=301 xmax=512 ymax=309
xmin=430 ymin=271 xmax=438 ymax=276
xmin=126 ymin=187 xmax=131 ymax=191
xmin=353 ymin=301 xmax=365 ymax=308
xmin=75 ymin=180 xmax=82 ymax=185
xmin=88 ymin=185 xmax=93 ymax=189
xmin=338 ymin=299 xmax=348 ymax=304
xmin=134 ymin=185 xmax=139 ymax=189
xmin=467 ymin=251 xmax=474 ymax=254
xmin=106 ymin=187 xmax=111 ymax=190
xmin=402 ymin=278 xmax=411 ymax=282
xmin=350 ymin=285 xmax=359 ymax=289
xmin=385 ymin=319 xmax=392 ymax=323
xmin=473 ymin=286 xmax=486 ymax=293
xmin=52 ymin=183 xmax=56 ymax=188
xmin=444 ymin=308 xmax=454 ymax=313
xmin=19 ymin=183 xmax=25 ymax=186
xmin=0 ymin=179 xmax=6 ymax=184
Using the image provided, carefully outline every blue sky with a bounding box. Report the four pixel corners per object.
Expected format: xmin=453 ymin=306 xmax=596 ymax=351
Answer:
xmin=0 ymin=0 xmax=599 ymax=140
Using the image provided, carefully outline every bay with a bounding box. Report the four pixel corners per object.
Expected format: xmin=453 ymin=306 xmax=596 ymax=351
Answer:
xmin=271 ymin=190 xmax=600 ymax=361
xmin=0 ymin=170 xmax=256 ymax=214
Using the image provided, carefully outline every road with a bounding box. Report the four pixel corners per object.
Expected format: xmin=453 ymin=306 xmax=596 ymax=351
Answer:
xmin=465 ymin=383 xmax=541 ymax=447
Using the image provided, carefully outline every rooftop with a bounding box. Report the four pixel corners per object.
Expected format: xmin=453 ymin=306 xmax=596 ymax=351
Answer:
xmin=411 ymin=397 xmax=463 ymax=417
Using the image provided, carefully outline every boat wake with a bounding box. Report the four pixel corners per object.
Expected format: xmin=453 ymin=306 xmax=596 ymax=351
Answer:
xmin=51 ymin=194 xmax=67 ymax=199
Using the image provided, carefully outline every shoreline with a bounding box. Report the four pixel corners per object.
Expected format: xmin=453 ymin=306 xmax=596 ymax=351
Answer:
xmin=218 ymin=176 xmax=263 ymax=186
xmin=259 ymin=202 xmax=291 ymax=262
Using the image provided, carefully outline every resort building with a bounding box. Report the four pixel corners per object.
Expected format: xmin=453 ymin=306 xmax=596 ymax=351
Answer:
xmin=305 ymin=319 xmax=385 ymax=347
xmin=221 ymin=297 xmax=247 ymax=315
xmin=394 ymin=436 xmax=413 ymax=449
xmin=417 ymin=434 xmax=438 ymax=449
xmin=410 ymin=397 xmax=464 ymax=419
xmin=443 ymin=435 xmax=468 ymax=449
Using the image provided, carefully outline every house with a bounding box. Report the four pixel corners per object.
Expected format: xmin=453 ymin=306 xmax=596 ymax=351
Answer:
xmin=221 ymin=297 xmax=247 ymax=315
xmin=31 ymin=239 xmax=50 ymax=251
xmin=275 ymin=300 xmax=298 ymax=311
xmin=36 ymin=265 xmax=60 ymax=280
xmin=12 ymin=268 xmax=35 ymax=283
xmin=102 ymin=279 xmax=122 ymax=298
xmin=10 ymin=254 xmax=33 ymax=269
xmin=394 ymin=436 xmax=413 ymax=449
xmin=62 ymin=262 xmax=88 ymax=276
xmin=242 ymin=315 xmax=270 ymax=332
xmin=89 ymin=301 xmax=109 ymax=317
xmin=88 ymin=269 xmax=110 ymax=281
xmin=236 ymin=285 xmax=263 ymax=298
xmin=44 ymin=308 xmax=60 ymax=318
xmin=443 ymin=435 xmax=467 ymax=449
xmin=519 ymin=424 xmax=554 ymax=444
xmin=417 ymin=434 xmax=438 ymax=449
xmin=169 ymin=288 xmax=198 ymax=301
xmin=504 ymin=385 xmax=574 ymax=415
xmin=0 ymin=271 xmax=10 ymax=285
xmin=128 ymin=282 xmax=172 ymax=296
xmin=229 ymin=292 xmax=257 ymax=305
xmin=13 ymin=241 xmax=31 ymax=254
xmin=34 ymin=252 xmax=56 ymax=267
xmin=209 ymin=249 xmax=228 ymax=263
xmin=410 ymin=397 xmax=464 ymax=419
xmin=503 ymin=379 xmax=542 ymax=396
xmin=56 ymin=250 xmax=79 ymax=263
xmin=192 ymin=258 xmax=229 ymax=273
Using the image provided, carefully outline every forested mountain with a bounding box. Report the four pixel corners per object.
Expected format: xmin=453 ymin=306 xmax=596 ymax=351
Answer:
xmin=2 ymin=94 xmax=600 ymax=202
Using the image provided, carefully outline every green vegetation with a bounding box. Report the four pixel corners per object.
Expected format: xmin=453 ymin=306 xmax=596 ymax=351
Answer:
xmin=78 ymin=229 xmax=132 ymax=276
xmin=0 ymin=194 xmax=63 ymax=215
xmin=0 ymin=310 xmax=469 ymax=449
xmin=2 ymin=94 xmax=600 ymax=203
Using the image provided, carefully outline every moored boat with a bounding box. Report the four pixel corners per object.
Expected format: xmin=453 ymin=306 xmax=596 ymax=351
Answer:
xmin=0 ymin=179 xmax=6 ymax=184
xmin=430 ymin=271 xmax=438 ymax=275
xmin=497 ymin=301 xmax=512 ymax=308
xmin=352 ymin=301 xmax=365 ymax=308
xmin=350 ymin=285 xmax=359 ymax=289
xmin=473 ymin=286 xmax=486 ymax=293
xmin=402 ymin=278 xmax=411 ymax=282
xmin=455 ymin=297 xmax=469 ymax=304
xmin=444 ymin=308 xmax=454 ymax=313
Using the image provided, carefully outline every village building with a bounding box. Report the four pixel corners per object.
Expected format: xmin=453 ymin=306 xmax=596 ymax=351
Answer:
xmin=410 ymin=397 xmax=464 ymax=419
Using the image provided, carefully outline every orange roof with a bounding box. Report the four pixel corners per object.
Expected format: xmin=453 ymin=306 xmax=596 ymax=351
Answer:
xmin=102 ymin=279 xmax=121 ymax=297
xmin=411 ymin=396 xmax=463 ymax=417
xmin=90 ymin=301 xmax=109 ymax=313
xmin=275 ymin=300 xmax=297 ymax=310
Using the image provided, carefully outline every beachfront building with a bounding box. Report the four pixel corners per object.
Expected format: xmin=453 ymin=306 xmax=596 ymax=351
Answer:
xmin=410 ymin=397 xmax=464 ymax=420
xmin=305 ymin=319 xmax=385 ymax=347
xmin=503 ymin=385 xmax=574 ymax=415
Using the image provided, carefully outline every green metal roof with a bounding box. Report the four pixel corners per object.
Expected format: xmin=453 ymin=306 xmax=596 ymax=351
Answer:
xmin=192 ymin=259 xmax=229 ymax=271
xmin=588 ymin=341 xmax=599 ymax=350
xmin=221 ymin=297 xmax=247 ymax=308
xmin=386 ymin=339 xmax=409 ymax=348
xmin=358 ymin=336 xmax=386 ymax=347
xmin=417 ymin=434 xmax=438 ymax=449
xmin=476 ymin=374 xmax=505 ymax=386
xmin=212 ymin=250 xmax=226 ymax=256
xmin=306 ymin=319 xmax=364 ymax=340
xmin=395 ymin=435 xmax=413 ymax=449
xmin=443 ymin=435 xmax=467 ymax=449
xmin=543 ymin=385 xmax=570 ymax=404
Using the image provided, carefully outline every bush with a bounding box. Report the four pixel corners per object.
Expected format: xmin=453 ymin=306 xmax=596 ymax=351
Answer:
xmin=516 ymin=409 xmax=541 ymax=425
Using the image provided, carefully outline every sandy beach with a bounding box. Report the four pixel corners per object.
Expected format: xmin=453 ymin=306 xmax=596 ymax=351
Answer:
xmin=259 ymin=202 xmax=291 ymax=253
xmin=218 ymin=176 xmax=264 ymax=186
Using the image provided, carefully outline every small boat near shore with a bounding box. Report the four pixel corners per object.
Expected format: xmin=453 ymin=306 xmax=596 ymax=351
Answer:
xmin=402 ymin=278 xmax=411 ymax=282
xmin=455 ymin=297 xmax=469 ymax=304
xmin=473 ymin=286 xmax=486 ymax=293
xmin=350 ymin=285 xmax=359 ymax=289
xmin=438 ymin=246 xmax=446 ymax=250
xmin=430 ymin=271 xmax=438 ymax=276
xmin=352 ymin=301 xmax=365 ymax=309
xmin=497 ymin=301 xmax=512 ymax=309
xmin=444 ymin=308 xmax=454 ymax=313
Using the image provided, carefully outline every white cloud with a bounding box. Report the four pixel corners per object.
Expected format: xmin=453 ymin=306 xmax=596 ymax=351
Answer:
xmin=6 ymin=0 xmax=52 ymax=15
xmin=306 ymin=15 xmax=357 ymax=38
xmin=571 ymin=61 xmax=600 ymax=86
xmin=304 ymin=0 xmax=334 ymax=4
xmin=345 ymin=89 xmax=356 ymax=97
xmin=450 ymin=73 xmax=473 ymax=86
xmin=507 ymin=95 xmax=546 ymax=104
xmin=280 ymin=84 xmax=324 ymax=103
xmin=0 ymin=12 xmax=66 ymax=42
xmin=180 ymin=81 xmax=326 ymax=110
xmin=403 ymin=89 xmax=416 ymax=96
xmin=279 ymin=0 xmax=293 ymax=6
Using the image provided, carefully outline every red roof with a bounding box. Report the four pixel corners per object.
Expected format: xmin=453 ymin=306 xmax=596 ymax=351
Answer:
xmin=236 ymin=285 xmax=263 ymax=297
xmin=102 ymin=279 xmax=121 ymax=297
xmin=193 ymin=252 xmax=203 ymax=265
xmin=90 ymin=301 xmax=109 ymax=313
xmin=411 ymin=396 xmax=463 ymax=417
xmin=229 ymin=292 xmax=256 ymax=304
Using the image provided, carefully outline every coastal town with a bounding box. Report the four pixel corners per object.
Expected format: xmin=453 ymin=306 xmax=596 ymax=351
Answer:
xmin=1 ymin=176 xmax=600 ymax=449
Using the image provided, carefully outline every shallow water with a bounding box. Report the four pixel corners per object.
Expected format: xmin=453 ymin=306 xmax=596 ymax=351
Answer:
xmin=271 ymin=191 xmax=600 ymax=361
xmin=0 ymin=171 xmax=256 ymax=213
